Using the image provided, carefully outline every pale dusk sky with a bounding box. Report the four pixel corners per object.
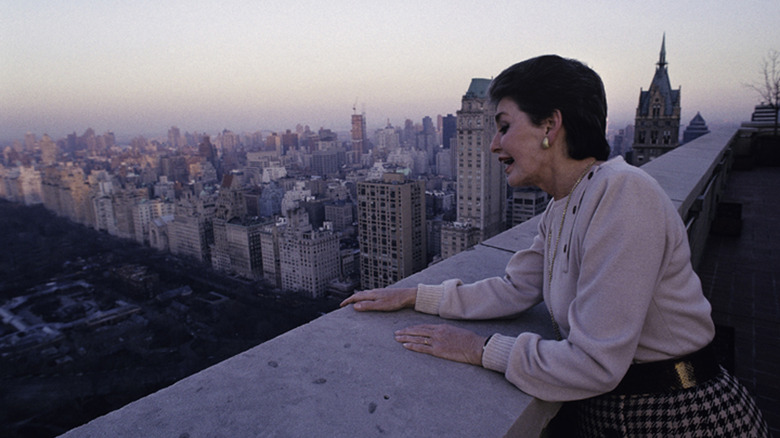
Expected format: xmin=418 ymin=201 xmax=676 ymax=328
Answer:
xmin=1 ymin=0 xmax=778 ymax=143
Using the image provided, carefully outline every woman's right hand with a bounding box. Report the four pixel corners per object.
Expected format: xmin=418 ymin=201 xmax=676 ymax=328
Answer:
xmin=339 ymin=287 xmax=417 ymax=312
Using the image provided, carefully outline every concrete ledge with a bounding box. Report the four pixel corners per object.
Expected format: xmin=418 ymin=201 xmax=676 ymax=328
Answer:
xmin=62 ymin=305 xmax=554 ymax=437
xmin=641 ymin=127 xmax=734 ymax=216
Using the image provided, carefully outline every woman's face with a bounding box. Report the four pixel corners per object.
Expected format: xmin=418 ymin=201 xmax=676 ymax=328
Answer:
xmin=490 ymin=98 xmax=548 ymax=188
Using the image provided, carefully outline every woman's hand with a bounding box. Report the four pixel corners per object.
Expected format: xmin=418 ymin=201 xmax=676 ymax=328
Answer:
xmin=394 ymin=324 xmax=487 ymax=366
xmin=339 ymin=287 xmax=417 ymax=312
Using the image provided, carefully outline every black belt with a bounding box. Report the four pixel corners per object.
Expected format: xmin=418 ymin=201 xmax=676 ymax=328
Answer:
xmin=609 ymin=343 xmax=721 ymax=395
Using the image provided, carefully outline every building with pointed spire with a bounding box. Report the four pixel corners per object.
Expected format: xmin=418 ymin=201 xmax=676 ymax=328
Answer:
xmin=631 ymin=35 xmax=681 ymax=165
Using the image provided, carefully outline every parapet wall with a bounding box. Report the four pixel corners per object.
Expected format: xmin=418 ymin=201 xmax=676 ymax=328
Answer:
xmin=61 ymin=129 xmax=735 ymax=438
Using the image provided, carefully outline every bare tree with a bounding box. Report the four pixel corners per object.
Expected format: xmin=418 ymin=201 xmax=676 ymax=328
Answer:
xmin=745 ymin=49 xmax=780 ymax=136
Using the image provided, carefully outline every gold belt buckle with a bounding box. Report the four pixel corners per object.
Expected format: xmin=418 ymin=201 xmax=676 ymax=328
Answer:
xmin=674 ymin=360 xmax=697 ymax=389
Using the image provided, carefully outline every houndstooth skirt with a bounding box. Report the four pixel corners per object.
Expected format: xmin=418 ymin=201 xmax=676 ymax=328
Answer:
xmin=573 ymin=367 xmax=769 ymax=437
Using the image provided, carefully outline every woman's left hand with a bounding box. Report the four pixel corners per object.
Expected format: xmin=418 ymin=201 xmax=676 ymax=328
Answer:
xmin=394 ymin=324 xmax=487 ymax=366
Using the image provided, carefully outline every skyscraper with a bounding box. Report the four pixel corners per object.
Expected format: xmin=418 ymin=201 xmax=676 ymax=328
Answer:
xmin=168 ymin=126 xmax=183 ymax=149
xmin=40 ymin=134 xmax=58 ymax=166
xmin=442 ymin=114 xmax=457 ymax=150
xmin=441 ymin=78 xmax=505 ymax=259
xmin=260 ymin=220 xmax=283 ymax=288
xmin=351 ymin=112 xmax=367 ymax=157
xmin=357 ymin=173 xmax=426 ymax=289
xmin=632 ymin=34 xmax=681 ymax=165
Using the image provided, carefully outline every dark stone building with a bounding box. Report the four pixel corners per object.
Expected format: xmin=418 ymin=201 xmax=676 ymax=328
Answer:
xmin=632 ymin=35 xmax=681 ymax=165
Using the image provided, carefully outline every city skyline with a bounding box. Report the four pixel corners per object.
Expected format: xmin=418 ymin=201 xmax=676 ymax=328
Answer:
xmin=2 ymin=1 xmax=779 ymax=143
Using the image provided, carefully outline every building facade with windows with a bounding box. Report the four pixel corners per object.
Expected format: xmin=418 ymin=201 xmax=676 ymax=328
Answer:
xmin=506 ymin=187 xmax=549 ymax=228
xmin=357 ymin=173 xmax=426 ymax=289
xmin=632 ymin=35 xmax=681 ymax=165
xmin=279 ymin=210 xmax=340 ymax=299
xmin=441 ymin=78 xmax=505 ymax=258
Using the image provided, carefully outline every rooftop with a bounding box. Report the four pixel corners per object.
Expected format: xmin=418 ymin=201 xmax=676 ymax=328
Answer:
xmin=464 ymin=78 xmax=491 ymax=99
xmin=61 ymin=128 xmax=779 ymax=437
xmin=697 ymin=160 xmax=780 ymax=433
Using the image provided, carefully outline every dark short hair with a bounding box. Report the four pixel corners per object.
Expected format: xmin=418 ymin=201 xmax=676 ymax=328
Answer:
xmin=488 ymin=55 xmax=610 ymax=160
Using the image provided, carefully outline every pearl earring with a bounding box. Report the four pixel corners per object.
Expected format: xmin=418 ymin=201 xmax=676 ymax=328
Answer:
xmin=542 ymin=136 xmax=550 ymax=149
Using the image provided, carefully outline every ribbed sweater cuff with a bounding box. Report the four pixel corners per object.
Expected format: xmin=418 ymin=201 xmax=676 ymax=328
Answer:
xmin=482 ymin=334 xmax=515 ymax=373
xmin=414 ymin=283 xmax=443 ymax=315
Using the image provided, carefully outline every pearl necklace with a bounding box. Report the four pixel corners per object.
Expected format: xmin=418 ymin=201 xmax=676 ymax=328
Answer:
xmin=545 ymin=159 xmax=596 ymax=340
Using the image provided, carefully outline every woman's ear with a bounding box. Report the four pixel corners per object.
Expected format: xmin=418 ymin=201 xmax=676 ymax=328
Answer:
xmin=545 ymin=109 xmax=564 ymax=143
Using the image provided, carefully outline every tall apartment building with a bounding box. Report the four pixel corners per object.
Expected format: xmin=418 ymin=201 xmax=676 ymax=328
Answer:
xmin=40 ymin=134 xmax=58 ymax=166
xmin=40 ymin=166 xmax=62 ymax=214
xmin=357 ymin=173 xmax=427 ymax=289
xmin=506 ymin=187 xmax=550 ymax=228
xmin=112 ymin=188 xmax=147 ymax=240
xmin=223 ymin=219 xmax=265 ymax=280
xmin=311 ymin=150 xmax=343 ymax=177
xmin=441 ymin=114 xmax=457 ymax=150
xmin=168 ymin=195 xmax=215 ymax=263
xmin=149 ymin=215 xmax=174 ymax=252
xmin=168 ymin=126 xmax=183 ymax=149
xmin=0 ymin=167 xmax=21 ymax=202
xmin=38 ymin=164 xmax=93 ymax=227
xmin=64 ymin=165 xmax=93 ymax=227
xmin=17 ymin=166 xmax=42 ymax=205
xmin=324 ymin=201 xmax=353 ymax=232
xmin=279 ymin=209 xmax=340 ymax=298
xmin=375 ymin=122 xmax=400 ymax=152
xmin=441 ymin=78 xmax=505 ymax=259
xmin=211 ymin=172 xmax=250 ymax=273
xmin=169 ymin=213 xmax=212 ymax=263
xmin=132 ymin=198 xmax=175 ymax=244
xmin=260 ymin=220 xmax=283 ymax=288
xmin=632 ymin=35 xmax=681 ymax=165
xmin=266 ymin=133 xmax=282 ymax=156
xmin=351 ymin=113 xmax=367 ymax=157
xmin=91 ymin=178 xmax=118 ymax=235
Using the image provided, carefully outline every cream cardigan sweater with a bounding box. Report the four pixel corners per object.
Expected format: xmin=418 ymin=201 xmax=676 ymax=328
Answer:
xmin=415 ymin=157 xmax=715 ymax=402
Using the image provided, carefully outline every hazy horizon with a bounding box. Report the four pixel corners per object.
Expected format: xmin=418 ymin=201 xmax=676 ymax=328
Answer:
xmin=2 ymin=1 xmax=778 ymax=145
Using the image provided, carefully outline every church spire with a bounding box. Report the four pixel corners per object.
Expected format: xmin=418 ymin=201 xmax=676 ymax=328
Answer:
xmin=657 ymin=33 xmax=667 ymax=69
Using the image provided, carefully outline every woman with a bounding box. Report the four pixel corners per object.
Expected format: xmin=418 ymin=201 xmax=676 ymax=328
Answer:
xmin=340 ymin=55 xmax=768 ymax=437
